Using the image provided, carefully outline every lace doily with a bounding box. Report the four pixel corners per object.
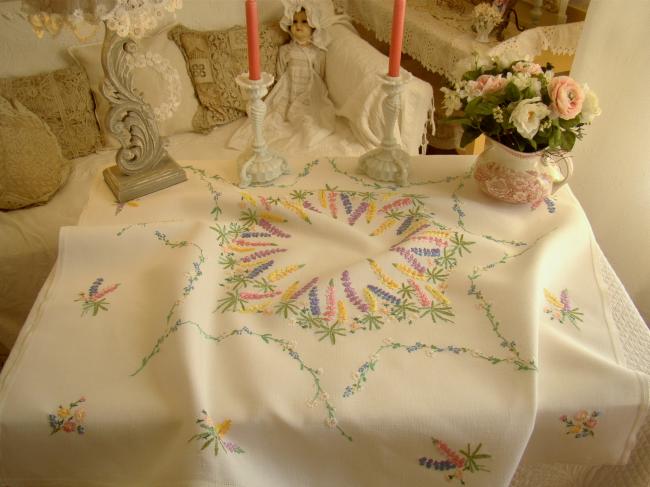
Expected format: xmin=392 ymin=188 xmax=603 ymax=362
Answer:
xmin=125 ymin=50 xmax=181 ymax=121
xmin=334 ymin=0 xmax=583 ymax=82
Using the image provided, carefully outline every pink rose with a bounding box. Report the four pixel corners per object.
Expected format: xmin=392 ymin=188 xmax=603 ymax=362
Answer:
xmin=549 ymin=76 xmax=584 ymax=120
xmin=512 ymin=61 xmax=543 ymax=76
xmin=475 ymin=74 xmax=508 ymax=95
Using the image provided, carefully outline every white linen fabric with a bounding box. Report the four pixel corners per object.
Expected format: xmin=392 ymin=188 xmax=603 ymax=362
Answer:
xmin=0 ymin=156 xmax=647 ymax=486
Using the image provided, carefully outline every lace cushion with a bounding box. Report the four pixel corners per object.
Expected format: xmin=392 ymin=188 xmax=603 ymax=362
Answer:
xmin=169 ymin=24 xmax=289 ymax=133
xmin=69 ymin=23 xmax=200 ymax=149
xmin=0 ymin=96 xmax=71 ymax=210
xmin=0 ymin=66 xmax=101 ymax=159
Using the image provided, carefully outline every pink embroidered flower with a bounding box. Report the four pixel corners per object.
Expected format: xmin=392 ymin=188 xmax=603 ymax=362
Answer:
xmin=548 ymin=76 xmax=584 ymax=120
xmin=574 ymin=410 xmax=589 ymax=421
xmin=62 ymin=420 xmax=77 ymax=433
xmin=584 ymin=418 xmax=598 ymax=429
xmin=512 ymin=61 xmax=543 ymax=76
xmin=475 ymin=74 xmax=508 ymax=95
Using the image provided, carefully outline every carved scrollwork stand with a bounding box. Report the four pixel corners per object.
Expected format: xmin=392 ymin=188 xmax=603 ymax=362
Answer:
xmin=101 ymin=25 xmax=186 ymax=203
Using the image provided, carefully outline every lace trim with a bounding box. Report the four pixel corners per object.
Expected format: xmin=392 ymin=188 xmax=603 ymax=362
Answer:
xmin=509 ymin=246 xmax=650 ymax=487
xmin=334 ymin=0 xmax=582 ymax=81
xmin=125 ymin=50 xmax=181 ymax=121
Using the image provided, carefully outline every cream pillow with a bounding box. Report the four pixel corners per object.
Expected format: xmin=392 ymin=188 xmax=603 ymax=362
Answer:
xmin=0 ymin=97 xmax=71 ymax=210
xmin=69 ymin=23 xmax=199 ymax=148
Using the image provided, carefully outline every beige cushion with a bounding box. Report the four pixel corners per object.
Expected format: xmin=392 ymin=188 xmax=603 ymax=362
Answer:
xmin=0 ymin=66 xmax=101 ymax=159
xmin=169 ymin=23 xmax=288 ymax=133
xmin=0 ymin=96 xmax=71 ymax=210
xmin=69 ymin=23 xmax=200 ymax=148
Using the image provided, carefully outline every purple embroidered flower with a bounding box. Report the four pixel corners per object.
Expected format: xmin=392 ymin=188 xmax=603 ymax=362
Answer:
xmin=247 ymin=260 xmax=274 ymax=279
xmin=560 ymin=289 xmax=571 ymax=311
xmin=367 ymin=285 xmax=401 ymax=305
xmin=341 ymin=271 xmax=369 ymax=313
xmin=240 ymin=248 xmax=287 ymax=263
xmin=409 ymin=247 xmax=440 ymax=257
xmin=396 ymin=215 xmax=414 ymax=235
xmin=258 ymin=219 xmax=290 ymax=238
xmin=88 ymin=278 xmax=104 ymax=298
xmin=302 ymin=200 xmax=321 ymax=213
xmin=340 ymin=193 xmax=353 ymax=215
xmin=241 ymin=232 xmax=273 ymax=238
xmin=292 ymin=277 xmax=319 ymax=300
xmin=393 ymin=247 xmax=427 ymax=274
xmin=348 ymin=201 xmax=369 ymax=226
xmin=309 ymin=286 xmax=321 ymax=316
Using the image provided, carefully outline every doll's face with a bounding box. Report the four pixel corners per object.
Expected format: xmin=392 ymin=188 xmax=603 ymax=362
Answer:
xmin=290 ymin=10 xmax=313 ymax=44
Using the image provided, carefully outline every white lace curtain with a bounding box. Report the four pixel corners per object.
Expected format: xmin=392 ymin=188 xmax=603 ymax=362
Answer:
xmin=21 ymin=0 xmax=182 ymax=39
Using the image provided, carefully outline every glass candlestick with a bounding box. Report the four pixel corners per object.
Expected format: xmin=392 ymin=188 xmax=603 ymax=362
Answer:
xmin=236 ymin=72 xmax=289 ymax=188
xmin=357 ymin=71 xmax=412 ymax=187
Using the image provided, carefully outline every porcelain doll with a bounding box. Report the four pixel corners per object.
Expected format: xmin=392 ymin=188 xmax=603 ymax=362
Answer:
xmin=228 ymin=0 xmax=336 ymax=152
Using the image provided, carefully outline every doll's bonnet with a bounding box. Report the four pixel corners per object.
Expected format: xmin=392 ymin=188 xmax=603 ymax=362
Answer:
xmin=279 ymin=0 xmax=331 ymax=50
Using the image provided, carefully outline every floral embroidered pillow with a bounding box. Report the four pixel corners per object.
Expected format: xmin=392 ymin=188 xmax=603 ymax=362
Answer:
xmin=0 ymin=96 xmax=71 ymax=210
xmin=169 ymin=24 xmax=288 ymax=133
xmin=0 ymin=65 xmax=101 ymax=159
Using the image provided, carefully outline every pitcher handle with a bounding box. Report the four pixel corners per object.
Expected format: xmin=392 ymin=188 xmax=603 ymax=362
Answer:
xmin=545 ymin=152 xmax=573 ymax=194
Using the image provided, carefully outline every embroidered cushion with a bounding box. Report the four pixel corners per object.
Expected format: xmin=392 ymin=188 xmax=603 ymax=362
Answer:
xmin=169 ymin=23 xmax=288 ymax=133
xmin=0 ymin=96 xmax=71 ymax=210
xmin=0 ymin=65 xmax=101 ymax=159
xmin=69 ymin=23 xmax=200 ymax=149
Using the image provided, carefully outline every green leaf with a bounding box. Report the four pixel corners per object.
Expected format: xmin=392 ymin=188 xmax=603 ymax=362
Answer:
xmin=201 ymin=437 xmax=215 ymax=450
xmin=460 ymin=127 xmax=481 ymax=148
xmin=560 ymin=130 xmax=576 ymax=151
xmin=505 ymin=82 xmax=521 ymax=101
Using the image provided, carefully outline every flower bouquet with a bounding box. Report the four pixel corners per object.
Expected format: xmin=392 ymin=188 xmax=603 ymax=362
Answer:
xmin=441 ymin=55 xmax=601 ymax=152
xmin=441 ymin=55 xmax=601 ymax=204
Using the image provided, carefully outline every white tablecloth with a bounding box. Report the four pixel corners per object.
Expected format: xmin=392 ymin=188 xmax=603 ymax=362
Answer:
xmin=0 ymin=156 xmax=646 ymax=486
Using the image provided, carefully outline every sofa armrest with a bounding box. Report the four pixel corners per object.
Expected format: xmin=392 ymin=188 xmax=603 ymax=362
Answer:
xmin=325 ymin=24 xmax=434 ymax=155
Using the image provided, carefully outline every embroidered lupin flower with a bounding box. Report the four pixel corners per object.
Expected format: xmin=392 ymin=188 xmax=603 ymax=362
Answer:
xmin=240 ymin=247 xmax=287 ymax=263
xmin=396 ymin=215 xmax=414 ymax=235
xmin=544 ymin=288 xmax=583 ymax=329
xmin=302 ymin=199 xmax=321 ymax=213
xmin=367 ymin=285 xmax=401 ymax=305
xmin=309 ymin=286 xmax=321 ymax=316
xmin=240 ymin=231 xmax=272 ymax=238
xmin=247 ymin=260 xmax=274 ymax=279
xmin=409 ymin=279 xmax=432 ymax=307
xmin=393 ymin=247 xmax=427 ymax=274
xmin=380 ymin=197 xmax=411 ymax=213
xmin=363 ymin=287 xmax=377 ymax=312
xmin=292 ymin=277 xmax=319 ymax=301
xmin=319 ymin=190 xmax=328 ymax=208
xmin=410 ymin=247 xmax=441 ymax=257
xmin=328 ymin=192 xmax=338 ymax=219
xmin=268 ymin=264 xmax=304 ymax=283
xmin=281 ymin=199 xmax=310 ymax=222
xmin=426 ymin=284 xmax=450 ymax=305
xmin=75 ymin=278 xmax=120 ymax=316
xmin=258 ymin=219 xmax=291 ymax=238
xmin=189 ymin=410 xmax=245 ymax=456
xmin=239 ymin=290 xmax=282 ymax=300
xmin=341 ymin=271 xmax=369 ymax=313
xmin=323 ymin=279 xmax=337 ymax=321
xmin=337 ymin=300 xmax=348 ymax=323
xmin=340 ymin=193 xmax=353 ymax=215
xmin=393 ymin=263 xmax=427 ymax=281
xmin=370 ymin=218 xmax=397 ymax=236
xmin=280 ymin=282 xmax=300 ymax=302
xmin=366 ymin=201 xmax=377 ymax=223
xmin=48 ymin=397 xmax=86 ymax=435
xmin=418 ymin=437 xmax=490 ymax=484
xmin=368 ymin=259 xmax=399 ymax=290
xmin=347 ymin=201 xmax=368 ymax=226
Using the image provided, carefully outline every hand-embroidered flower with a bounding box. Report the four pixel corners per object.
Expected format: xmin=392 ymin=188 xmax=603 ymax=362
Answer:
xmin=418 ymin=437 xmax=491 ymax=484
xmin=48 ymin=397 xmax=86 ymax=435
xmin=560 ymin=410 xmax=600 ymax=438
xmin=544 ymin=288 xmax=583 ymax=329
xmin=75 ymin=277 xmax=120 ymax=316
xmin=189 ymin=410 xmax=245 ymax=456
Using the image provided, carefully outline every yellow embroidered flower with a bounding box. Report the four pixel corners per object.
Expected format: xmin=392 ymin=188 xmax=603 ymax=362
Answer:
xmin=57 ymin=407 xmax=70 ymax=419
xmin=366 ymin=201 xmax=376 ymax=223
xmin=269 ymin=265 xmax=303 ymax=283
xmin=281 ymin=199 xmax=309 ymax=222
xmin=260 ymin=212 xmax=287 ymax=223
xmin=217 ymin=419 xmax=231 ymax=437
xmin=241 ymin=192 xmax=257 ymax=206
xmin=74 ymin=409 xmax=86 ymax=422
xmin=368 ymin=259 xmax=399 ymax=289
xmin=426 ymin=285 xmax=450 ymax=305
xmin=393 ymin=263 xmax=426 ymax=281
xmin=319 ymin=190 xmax=328 ymax=208
xmin=337 ymin=300 xmax=348 ymax=323
xmin=363 ymin=288 xmax=377 ymax=312
xmin=544 ymin=288 xmax=563 ymax=309
xmin=370 ymin=218 xmax=397 ymax=236
xmin=281 ymin=281 xmax=300 ymax=301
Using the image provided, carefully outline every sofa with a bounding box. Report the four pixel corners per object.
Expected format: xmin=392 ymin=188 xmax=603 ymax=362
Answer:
xmin=0 ymin=0 xmax=434 ymax=359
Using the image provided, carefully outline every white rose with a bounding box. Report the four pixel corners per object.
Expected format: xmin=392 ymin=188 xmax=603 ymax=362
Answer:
xmin=440 ymin=87 xmax=462 ymax=116
xmin=509 ymin=97 xmax=551 ymax=140
xmin=580 ymin=83 xmax=601 ymax=123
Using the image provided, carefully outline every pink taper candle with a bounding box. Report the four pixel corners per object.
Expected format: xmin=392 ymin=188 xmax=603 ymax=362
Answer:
xmin=387 ymin=0 xmax=406 ymax=77
xmin=245 ymin=0 xmax=261 ymax=80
